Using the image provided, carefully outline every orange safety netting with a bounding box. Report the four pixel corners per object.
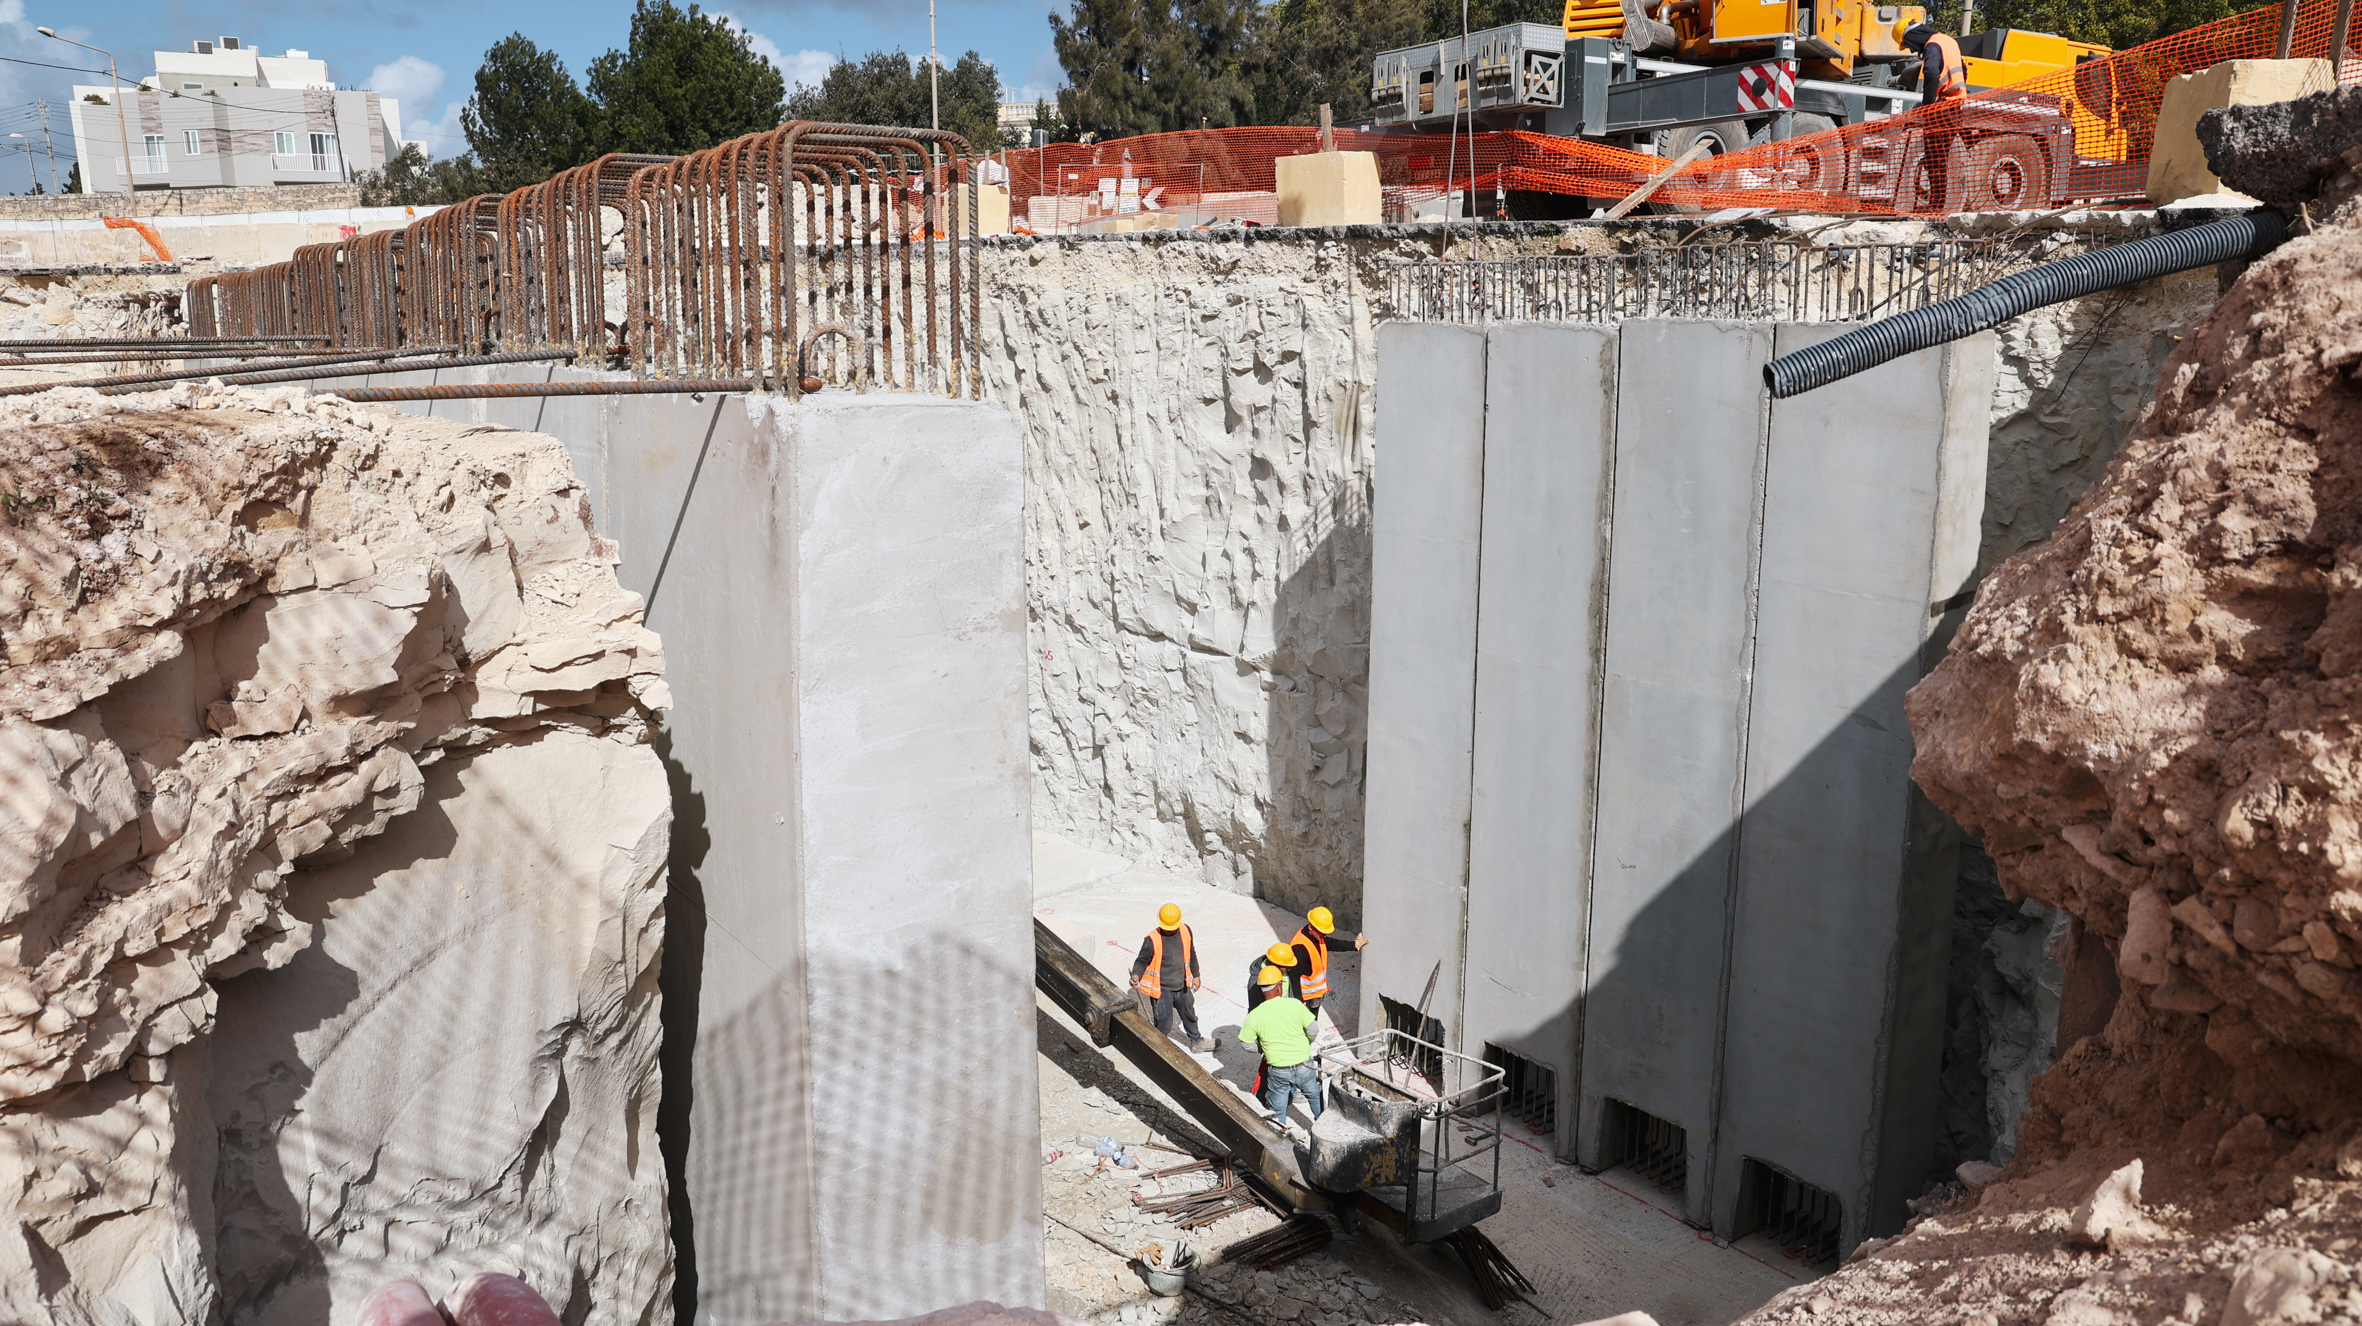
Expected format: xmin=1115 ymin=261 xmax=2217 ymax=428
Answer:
xmin=992 ymin=0 xmax=2354 ymax=222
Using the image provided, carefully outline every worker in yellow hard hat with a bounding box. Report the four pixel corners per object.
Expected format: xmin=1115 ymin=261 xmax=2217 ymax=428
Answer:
xmin=1239 ymin=962 xmax=1322 ymax=1128
xmin=1284 ymin=906 xmax=1367 ymax=1015
xmin=1247 ymin=963 xmax=1289 ymax=1099
xmin=1129 ymin=902 xmax=1211 ymax=1052
xmin=1245 ymin=942 xmax=1296 ymax=1016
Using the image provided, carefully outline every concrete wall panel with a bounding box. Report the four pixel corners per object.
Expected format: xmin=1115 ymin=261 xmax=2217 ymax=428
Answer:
xmin=1712 ymin=327 xmax=1991 ymax=1249
xmin=1361 ymin=322 xmax=1488 ymax=1046
xmin=1462 ymin=323 xmax=1617 ymax=1154
xmin=1576 ymin=320 xmax=1769 ymax=1221
xmin=364 ymin=369 xmax=1040 ymax=1323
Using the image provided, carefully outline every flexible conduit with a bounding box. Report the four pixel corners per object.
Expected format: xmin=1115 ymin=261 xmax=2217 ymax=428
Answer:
xmin=1763 ymin=211 xmax=2286 ymax=398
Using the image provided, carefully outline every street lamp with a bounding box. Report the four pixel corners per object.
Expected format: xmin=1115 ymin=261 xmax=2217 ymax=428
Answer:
xmin=37 ymin=27 xmax=132 ymax=195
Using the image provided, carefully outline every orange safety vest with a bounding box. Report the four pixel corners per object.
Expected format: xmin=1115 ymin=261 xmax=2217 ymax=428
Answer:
xmin=1292 ymin=924 xmax=1331 ymax=1001
xmin=1136 ymin=925 xmax=1198 ymax=997
xmin=1926 ymin=32 xmax=1967 ymax=101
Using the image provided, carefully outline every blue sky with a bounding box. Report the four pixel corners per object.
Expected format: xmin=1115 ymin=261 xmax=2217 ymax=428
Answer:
xmin=0 ymin=0 xmax=1066 ymax=178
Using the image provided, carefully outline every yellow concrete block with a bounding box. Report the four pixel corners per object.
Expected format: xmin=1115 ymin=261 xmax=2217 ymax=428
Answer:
xmin=955 ymin=183 xmax=1012 ymax=235
xmin=2147 ymin=58 xmax=2332 ymax=205
xmin=1275 ymin=151 xmax=1381 ymax=228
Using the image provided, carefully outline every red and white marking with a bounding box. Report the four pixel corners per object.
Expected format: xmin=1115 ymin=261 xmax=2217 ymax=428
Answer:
xmin=1735 ymin=60 xmax=1796 ymax=112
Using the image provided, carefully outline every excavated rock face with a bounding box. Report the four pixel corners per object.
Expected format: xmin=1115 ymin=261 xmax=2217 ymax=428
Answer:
xmin=1750 ymin=119 xmax=2362 ymax=1326
xmin=0 ymin=384 xmax=672 ymax=1325
xmin=2198 ymin=84 xmax=2362 ymax=210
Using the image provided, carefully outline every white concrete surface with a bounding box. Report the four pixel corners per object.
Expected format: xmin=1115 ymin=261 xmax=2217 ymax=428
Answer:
xmin=354 ymin=368 xmax=1042 ymax=1324
xmin=1361 ymin=321 xmax=1994 ymax=1258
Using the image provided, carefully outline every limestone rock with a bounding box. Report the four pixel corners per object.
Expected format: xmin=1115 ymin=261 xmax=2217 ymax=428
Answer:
xmin=1956 ymin=1160 xmax=2006 ymax=1191
xmin=2220 ymin=1249 xmax=2341 ymax=1326
xmin=0 ymin=385 xmax=671 ymax=1326
xmin=760 ymin=1306 xmax=1083 ymax=1326
xmin=2066 ymin=1159 xmax=2146 ymax=1249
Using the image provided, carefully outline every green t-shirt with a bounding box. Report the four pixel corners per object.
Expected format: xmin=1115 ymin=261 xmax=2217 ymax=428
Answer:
xmin=1239 ymin=996 xmax=1318 ymax=1068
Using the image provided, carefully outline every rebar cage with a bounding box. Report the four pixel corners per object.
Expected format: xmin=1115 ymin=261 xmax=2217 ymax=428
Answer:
xmin=1318 ymin=1028 xmax=1507 ymax=1240
xmin=189 ymin=123 xmax=983 ymax=401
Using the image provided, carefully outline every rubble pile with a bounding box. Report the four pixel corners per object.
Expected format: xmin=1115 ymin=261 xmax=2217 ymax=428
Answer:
xmin=1744 ymin=89 xmax=2362 ymax=1326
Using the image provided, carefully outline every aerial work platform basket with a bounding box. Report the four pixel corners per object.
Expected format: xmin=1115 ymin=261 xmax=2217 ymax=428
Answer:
xmin=1310 ymin=1030 xmax=1506 ymax=1244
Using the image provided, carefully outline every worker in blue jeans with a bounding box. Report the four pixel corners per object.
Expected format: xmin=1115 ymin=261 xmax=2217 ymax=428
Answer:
xmin=1239 ymin=965 xmax=1322 ymax=1125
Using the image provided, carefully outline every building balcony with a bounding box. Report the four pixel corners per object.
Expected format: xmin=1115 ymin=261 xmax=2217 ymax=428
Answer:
xmin=271 ymin=153 xmax=344 ymax=176
xmin=115 ymin=157 xmax=169 ymax=177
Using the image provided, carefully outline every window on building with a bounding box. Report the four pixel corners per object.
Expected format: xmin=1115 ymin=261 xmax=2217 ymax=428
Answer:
xmin=181 ymin=82 xmax=203 ymax=92
xmin=309 ymin=131 xmax=340 ymax=165
xmin=184 ymin=130 xmax=201 ymax=155
xmin=275 ymin=131 xmax=295 ymax=156
xmin=143 ymin=134 xmax=166 ymax=160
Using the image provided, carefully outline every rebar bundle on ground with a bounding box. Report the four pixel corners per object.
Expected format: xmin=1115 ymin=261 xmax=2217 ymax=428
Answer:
xmin=1219 ymin=1215 xmax=1332 ymax=1269
xmin=1133 ymin=1163 xmax=1262 ymax=1230
xmin=1440 ymin=1225 xmax=1537 ymax=1312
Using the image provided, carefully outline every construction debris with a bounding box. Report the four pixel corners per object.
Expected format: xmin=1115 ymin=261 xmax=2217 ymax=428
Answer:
xmin=1439 ymin=1226 xmax=1539 ymax=1313
xmin=1218 ymin=1215 xmax=1334 ymax=1270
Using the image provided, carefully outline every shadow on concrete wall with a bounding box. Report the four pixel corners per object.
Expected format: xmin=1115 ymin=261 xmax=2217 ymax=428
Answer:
xmin=1380 ymin=655 xmax=1996 ymax=1254
xmin=654 ymin=727 xmax=708 ymax=1326
xmin=1256 ymin=497 xmax=1373 ymax=927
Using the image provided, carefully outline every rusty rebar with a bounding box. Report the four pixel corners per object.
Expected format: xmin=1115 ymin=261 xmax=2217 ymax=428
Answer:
xmin=327 ymin=378 xmax=762 ymax=402
xmin=200 ymin=348 xmax=579 ymax=389
xmin=0 ymin=345 xmax=458 ymax=398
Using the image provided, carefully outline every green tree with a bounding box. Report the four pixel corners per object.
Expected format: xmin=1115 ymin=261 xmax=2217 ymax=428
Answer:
xmin=64 ymin=161 xmax=80 ymax=194
xmin=588 ymin=0 xmax=788 ymax=155
xmin=461 ymin=34 xmax=595 ymax=192
xmin=1971 ymin=0 xmax=2241 ymax=49
xmin=1247 ymin=0 xmax=1426 ymax=126
xmin=355 ymin=143 xmax=490 ymax=205
xmin=1051 ymin=0 xmax=1261 ymax=139
xmin=785 ymin=48 xmax=1008 ymax=150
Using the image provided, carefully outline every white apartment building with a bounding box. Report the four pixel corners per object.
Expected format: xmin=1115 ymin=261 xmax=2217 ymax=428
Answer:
xmin=67 ymin=36 xmax=413 ymax=193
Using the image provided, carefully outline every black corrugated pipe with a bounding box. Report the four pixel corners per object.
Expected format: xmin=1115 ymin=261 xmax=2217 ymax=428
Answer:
xmin=1763 ymin=211 xmax=2287 ymax=398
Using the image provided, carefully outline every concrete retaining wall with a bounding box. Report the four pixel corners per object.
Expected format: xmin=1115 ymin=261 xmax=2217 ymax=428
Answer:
xmin=310 ymin=362 xmax=1041 ymax=1324
xmin=1357 ymin=319 xmax=1993 ymax=1257
xmin=981 ymin=225 xmax=2218 ymax=931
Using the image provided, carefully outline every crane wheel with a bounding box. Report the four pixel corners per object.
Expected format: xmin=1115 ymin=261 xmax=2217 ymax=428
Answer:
xmin=1767 ymin=114 xmax=1841 ymax=195
xmin=1957 ymin=134 xmax=2053 ymax=212
xmin=1645 ymin=120 xmax=1752 ymax=214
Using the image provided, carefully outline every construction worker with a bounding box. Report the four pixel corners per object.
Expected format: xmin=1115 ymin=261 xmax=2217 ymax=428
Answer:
xmin=1902 ymin=21 xmax=1969 ymax=210
xmin=1245 ymin=942 xmax=1296 ymax=1015
xmin=1239 ymin=963 xmax=1322 ymax=1127
xmin=1901 ymin=22 xmax=1968 ymax=102
xmin=1130 ymin=903 xmax=1212 ymax=1053
xmin=1285 ymin=906 xmax=1367 ymax=1015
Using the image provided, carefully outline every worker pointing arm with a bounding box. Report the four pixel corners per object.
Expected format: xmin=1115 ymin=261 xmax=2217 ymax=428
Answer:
xmin=1284 ymin=906 xmax=1366 ymax=1015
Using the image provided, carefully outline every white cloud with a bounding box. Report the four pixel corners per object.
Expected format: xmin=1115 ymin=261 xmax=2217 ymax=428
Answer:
xmin=716 ymin=13 xmax=833 ymax=92
xmin=363 ymin=54 xmax=444 ymax=109
xmin=777 ymin=47 xmax=836 ymax=91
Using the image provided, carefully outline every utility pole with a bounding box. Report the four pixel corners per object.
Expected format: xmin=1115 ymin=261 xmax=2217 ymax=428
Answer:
xmin=1959 ymin=0 xmax=1976 ymax=35
xmin=39 ymin=29 xmax=131 ymax=194
xmin=928 ymin=0 xmax=941 ymax=132
xmin=37 ymin=101 xmax=58 ymax=194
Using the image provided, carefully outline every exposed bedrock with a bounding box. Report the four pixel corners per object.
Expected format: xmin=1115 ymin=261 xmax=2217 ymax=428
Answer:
xmin=0 ymin=385 xmax=671 ymax=1325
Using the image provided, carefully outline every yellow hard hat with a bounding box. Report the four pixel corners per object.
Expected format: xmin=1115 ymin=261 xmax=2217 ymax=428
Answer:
xmin=1266 ymin=943 xmax=1298 ymax=967
xmin=1894 ymin=16 xmax=1912 ymax=39
xmin=1307 ymin=906 xmax=1335 ymax=934
xmin=1258 ymin=965 xmax=1285 ymax=987
xmin=1158 ymin=903 xmax=1182 ymax=928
